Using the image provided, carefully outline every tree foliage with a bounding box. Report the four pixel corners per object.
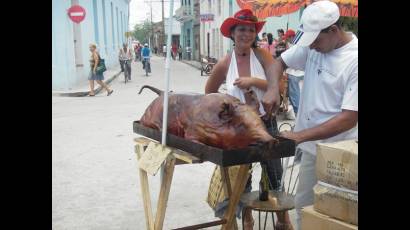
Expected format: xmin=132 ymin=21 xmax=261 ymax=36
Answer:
xmin=132 ymin=19 xmax=152 ymax=44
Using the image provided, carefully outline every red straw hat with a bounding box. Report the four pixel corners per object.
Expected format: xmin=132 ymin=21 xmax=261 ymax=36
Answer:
xmin=220 ymin=9 xmax=266 ymax=38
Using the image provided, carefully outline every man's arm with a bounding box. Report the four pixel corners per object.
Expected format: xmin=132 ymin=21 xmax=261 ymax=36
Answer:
xmin=280 ymin=110 xmax=358 ymax=144
xmin=261 ymin=56 xmax=288 ymax=116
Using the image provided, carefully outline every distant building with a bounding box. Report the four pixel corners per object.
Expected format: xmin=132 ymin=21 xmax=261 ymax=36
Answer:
xmin=153 ymin=17 xmax=181 ymax=53
xmin=199 ymin=0 xmax=304 ymax=60
xmin=52 ymin=0 xmax=131 ymax=90
xmin=175 ymin=0 xmax=200 ymax=61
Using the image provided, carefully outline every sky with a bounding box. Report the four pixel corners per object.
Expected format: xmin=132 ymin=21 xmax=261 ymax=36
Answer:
xmin=129 ymin=0 xmax=181 ymax=30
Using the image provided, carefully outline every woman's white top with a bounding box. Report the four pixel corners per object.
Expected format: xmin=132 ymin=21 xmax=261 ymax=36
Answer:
xmin=226 ymin=48 xmax=267 ymax=115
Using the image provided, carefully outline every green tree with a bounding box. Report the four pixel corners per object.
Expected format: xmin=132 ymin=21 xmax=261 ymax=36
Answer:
xmin=133 ymin=19 xmax=153 ymax=43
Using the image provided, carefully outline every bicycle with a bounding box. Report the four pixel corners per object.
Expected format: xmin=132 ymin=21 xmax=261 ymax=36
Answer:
xmin=200 ymin=56 xmax=216 ymax=76
xmin=142 ymin=57 xmax=151 ymax=76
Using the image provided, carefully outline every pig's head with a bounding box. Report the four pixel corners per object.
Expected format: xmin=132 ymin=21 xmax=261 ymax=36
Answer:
xmin=185 ymin=93 xmax=275 ymax=149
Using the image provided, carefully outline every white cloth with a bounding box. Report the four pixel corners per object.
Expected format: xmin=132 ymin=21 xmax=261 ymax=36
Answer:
xmin=281 ymin=33 xmax=358 ymax=155
xmin=226 ymin=49 xmax=267 ymax=115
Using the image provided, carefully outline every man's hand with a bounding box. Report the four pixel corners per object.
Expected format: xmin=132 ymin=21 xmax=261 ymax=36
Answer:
xmin=280 ymin=131 xmax=303 ymax=144
xmin=233 ymin=78 xmax=253 ymax=89
xmin=261 ymin=88 xmax=280 ymax=119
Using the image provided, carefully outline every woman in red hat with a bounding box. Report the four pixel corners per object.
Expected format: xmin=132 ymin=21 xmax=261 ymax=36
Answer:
xmin=205 ymin=9 xmax=293 ymax=230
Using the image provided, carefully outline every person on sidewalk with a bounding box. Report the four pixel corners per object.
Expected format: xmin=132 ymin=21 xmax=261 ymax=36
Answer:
xmin=119 ymin=43 xmax=133 ymax=81
xmin=88 ymin=44 xmax=113 ymax=96
xmin=178 ymin=45 xmax=182 ymax=60
xmin=171 ymin=43 xmax=177 ymax=60
xmin=205 ymin=9 xmax=293 ymax=230
xmin=264 ymin=1 xmax=358 ymax=229
xmin=162 ymin=44 xmax=167 ymax=57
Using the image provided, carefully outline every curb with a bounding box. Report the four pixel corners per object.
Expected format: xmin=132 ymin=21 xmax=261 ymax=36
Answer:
xmin=52 ymin=71 xmax=122 ymax=97
xmin=180 ymin=60 xmax=202 ymax=70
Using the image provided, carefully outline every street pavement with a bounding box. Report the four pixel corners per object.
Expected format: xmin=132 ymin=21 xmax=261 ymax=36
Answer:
xmin=52 ymin=55 xmax=298 ymax=229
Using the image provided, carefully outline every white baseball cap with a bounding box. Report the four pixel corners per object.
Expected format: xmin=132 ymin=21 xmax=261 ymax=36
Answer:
xmin=293 ymin=0 xmax=340 ymax=47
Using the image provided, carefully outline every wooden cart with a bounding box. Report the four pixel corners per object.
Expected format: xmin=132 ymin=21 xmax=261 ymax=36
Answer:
xmin=133 ymin=121 xmax=295 ymax=230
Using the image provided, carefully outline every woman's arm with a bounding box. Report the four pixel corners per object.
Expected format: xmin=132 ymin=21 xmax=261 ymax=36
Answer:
xmin=205 ymin=55 xmax=229 ymax=94
xmin=254 ymin=47 xmax=283 ymax=115
xmin=233 ymin=77 xmax=267 ymax=91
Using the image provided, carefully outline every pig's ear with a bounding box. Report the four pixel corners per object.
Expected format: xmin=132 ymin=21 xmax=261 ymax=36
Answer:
xmin=219 ymin=101 xmax=234 ymax=121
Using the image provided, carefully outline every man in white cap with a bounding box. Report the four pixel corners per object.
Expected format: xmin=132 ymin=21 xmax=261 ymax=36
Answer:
xmin=262 ymin=1 xmax=358 ymax=229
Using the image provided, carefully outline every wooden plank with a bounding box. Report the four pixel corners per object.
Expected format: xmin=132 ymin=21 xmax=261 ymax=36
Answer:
xmin=172 ymin=149 xmax=202 ymax=164
xmin=221 ymin=164 xmax=251 ymax=230
xmin=135 ymin=137 xmax=201 ymax=164
xmin=171 ymin=219 xmax=227 ymax=230
xmin=134 ymin=137 xmax=156 ymax=146
xmin=154 ymin=156 xmax=176 ymax=230
xmin=135 ymin=145 xmax=155 ymax=230
xmin=138 ymin=142 xmax=172 ymax=176
xmin=220 ymin=167 xmax=238 ymax=230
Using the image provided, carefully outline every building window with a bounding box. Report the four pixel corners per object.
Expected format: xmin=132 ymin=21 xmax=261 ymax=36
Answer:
xmin=111 ymin=2 xmax=115 ymax=50
xmin=102 ymin=0 xmax=108 ymax=52
xmin=188 ymin=0 xmax=191 ymax=6
xmin=92 ymin=0 xmax=99 ymax=45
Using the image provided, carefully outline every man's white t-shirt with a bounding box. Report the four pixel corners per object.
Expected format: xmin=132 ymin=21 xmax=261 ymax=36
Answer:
xmin=281 ymin=33 xmax=358 ymax=155
xmin=285 ymin=42 xmax=305 ymax=77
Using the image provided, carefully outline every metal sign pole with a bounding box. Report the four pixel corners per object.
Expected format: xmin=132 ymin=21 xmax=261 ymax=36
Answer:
xmin=160 ymin=0 xmax=175 ymax=180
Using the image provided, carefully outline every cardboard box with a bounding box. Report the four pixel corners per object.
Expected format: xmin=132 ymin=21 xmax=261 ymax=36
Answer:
xmin=316 ymin=140 xmax=358 ymax=191
xmin=314 ymin=182 xmax=358 ymax=225
xmin=301 ymin=205 xmax=358 ymax=230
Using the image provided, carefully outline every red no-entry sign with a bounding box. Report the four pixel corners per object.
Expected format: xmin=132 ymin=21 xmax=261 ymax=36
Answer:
xmin=67 ymin=5 xmax=86 ymax=24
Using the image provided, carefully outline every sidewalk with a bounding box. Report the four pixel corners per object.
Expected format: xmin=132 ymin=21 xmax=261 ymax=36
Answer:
xmin=52 ymin=65 xmax=122 ymax=97
xmin=180 ymin=59 xmax=202 ymax=70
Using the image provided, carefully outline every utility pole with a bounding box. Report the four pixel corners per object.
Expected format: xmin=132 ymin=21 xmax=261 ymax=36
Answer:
xmin=162 ymin=0 xmax=165 ymax=48
xmin=151 ymin=0 xmax=153 ymax=48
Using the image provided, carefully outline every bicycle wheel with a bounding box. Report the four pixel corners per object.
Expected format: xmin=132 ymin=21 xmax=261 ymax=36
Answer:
xmin=145 ymin=62 xmax=149 ymax=76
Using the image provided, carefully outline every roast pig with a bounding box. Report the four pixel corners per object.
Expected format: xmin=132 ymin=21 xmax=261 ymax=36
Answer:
xmin=139 ymin=85 xmax=277 ymax=150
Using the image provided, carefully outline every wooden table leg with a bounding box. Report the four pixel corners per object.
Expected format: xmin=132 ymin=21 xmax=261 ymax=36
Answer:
xmin=221 ymin=164 xmax=251 ymax=230
xmin=136 ymin=144 xmax=155 ymax=230
xmin=154 ymin=156 xmax=176 ymax=230
xmin=220 ymin=167 xmax=238 ymax=230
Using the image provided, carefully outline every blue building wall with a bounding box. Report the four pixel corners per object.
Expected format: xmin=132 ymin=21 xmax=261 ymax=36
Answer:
xmin=52 ymin=0 xmax=130 ymax=90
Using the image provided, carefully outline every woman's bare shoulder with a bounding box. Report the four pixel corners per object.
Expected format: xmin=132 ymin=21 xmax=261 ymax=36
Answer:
xmin=253 ymin=47 xmax=273 ymax=64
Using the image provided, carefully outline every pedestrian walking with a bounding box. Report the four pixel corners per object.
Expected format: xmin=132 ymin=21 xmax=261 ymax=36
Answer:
xmin=88 ymin=43 xmax=113 ymax=96
xmin=178 ymin=45 xmax=182 ymax=60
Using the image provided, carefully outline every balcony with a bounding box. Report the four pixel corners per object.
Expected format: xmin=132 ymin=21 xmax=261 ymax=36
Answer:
xmin=175 ymin=5 xmax=194 ymax=22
